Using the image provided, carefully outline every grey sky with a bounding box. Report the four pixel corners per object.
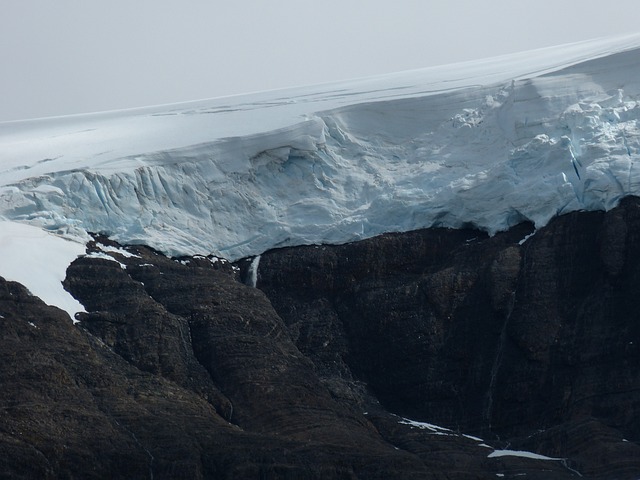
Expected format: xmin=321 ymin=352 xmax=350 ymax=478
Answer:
xmin=1 ymin=0 xmax=638 ymax=122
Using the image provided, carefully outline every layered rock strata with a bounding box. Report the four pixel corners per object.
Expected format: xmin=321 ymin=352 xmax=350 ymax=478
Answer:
xmin=2 ymin=198 xmax=640 ymax=478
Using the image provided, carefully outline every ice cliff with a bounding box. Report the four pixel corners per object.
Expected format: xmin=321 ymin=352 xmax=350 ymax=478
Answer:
xmin=2 ymin=34 xmax=640 ymax=262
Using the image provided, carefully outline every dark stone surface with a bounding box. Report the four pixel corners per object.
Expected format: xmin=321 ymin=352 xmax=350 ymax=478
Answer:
xmin=1 ymin=198 xmax=640 ymax=478
xmin=258 ymin=197 xmax=640 ymax=478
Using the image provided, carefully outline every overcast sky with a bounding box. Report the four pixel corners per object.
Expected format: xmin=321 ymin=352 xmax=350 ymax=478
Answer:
xmin=1 ymin=0 xmax=638 ymax=122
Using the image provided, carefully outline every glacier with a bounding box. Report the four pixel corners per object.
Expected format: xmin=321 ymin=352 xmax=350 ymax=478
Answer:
xmin=2 ymin=33 xmax=640 ymax=317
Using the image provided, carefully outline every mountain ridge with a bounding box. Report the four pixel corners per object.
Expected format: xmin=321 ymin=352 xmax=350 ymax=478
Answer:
xmin=2 ymin=198 xmax=640 ymax=478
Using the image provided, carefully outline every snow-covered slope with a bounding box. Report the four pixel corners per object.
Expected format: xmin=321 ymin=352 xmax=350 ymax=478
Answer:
xmin=2 ymin=34 xmax=640 ymax=317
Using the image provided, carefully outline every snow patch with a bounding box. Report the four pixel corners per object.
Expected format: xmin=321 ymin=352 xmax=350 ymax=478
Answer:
xmin=398 ymin=417 xmax=484 ymax=442
xmin=0 ymin=220 xmax=86 ymax=321
xmin=399 ymin=418 xmax=455 ymax=435
xmin=95 ymin=243 xmax=140 ymax=258
xmin=488 ymin=449 xmax=561 ymax=461
xmin=518 ymin=231 xmax=536 ymax=245
xmin=85 ymin=251 xmax=127 ymax=269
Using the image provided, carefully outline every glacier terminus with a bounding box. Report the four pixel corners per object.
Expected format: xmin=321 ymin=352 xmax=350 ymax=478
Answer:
xmin=2 ymin=33 xmax=640 ymax=316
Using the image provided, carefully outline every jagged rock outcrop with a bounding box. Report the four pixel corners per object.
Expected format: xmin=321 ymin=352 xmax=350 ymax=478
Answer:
xmin=257 ymin=196 xmax=640 ymax=479
xmin=2 ymin=198 xmax=640 ymax=478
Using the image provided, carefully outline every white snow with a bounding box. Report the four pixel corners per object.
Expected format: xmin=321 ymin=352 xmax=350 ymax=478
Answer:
xmin=488 ymin=449 xmax=561 ymax=461
xmin=2 ymin=34 xmax=640 ymax=314
xmin=398 ymin=418 xmax=456 ymax=436
xmin=398 ymin=416 xmax=486 ymax=443
xmin=0 ymin=220 xmax=86 ymax=320
xmin=518 ymin=232 xmax=536 ymax=245
xmin=95 ymin=243 xmax=140 ymax=258
xmin=85 ymin=251 xmax=127 ymax=270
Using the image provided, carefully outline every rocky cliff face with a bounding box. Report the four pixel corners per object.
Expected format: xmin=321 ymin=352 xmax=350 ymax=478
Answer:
xmin=2 ymin=198 xmax=640 ymax=479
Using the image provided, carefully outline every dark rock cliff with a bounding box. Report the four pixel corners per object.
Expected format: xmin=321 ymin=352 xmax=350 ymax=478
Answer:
xmin=2 ymin=197 xmax=640 ymax=478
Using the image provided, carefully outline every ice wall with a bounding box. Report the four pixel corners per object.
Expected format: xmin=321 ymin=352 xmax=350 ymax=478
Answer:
xmin=1 ymin=36 xmax=640 ymax=260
